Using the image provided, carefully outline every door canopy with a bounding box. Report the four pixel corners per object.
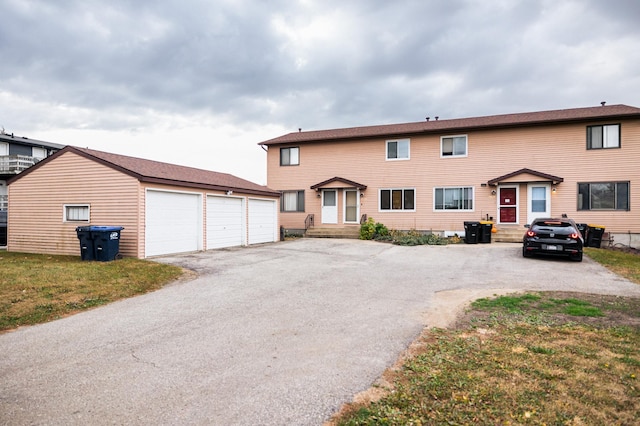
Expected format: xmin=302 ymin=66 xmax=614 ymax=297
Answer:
xmin=310 ymin=177 xmax=367 ymax=190
xmin=487 ymin=168 xmax=563 ymax=186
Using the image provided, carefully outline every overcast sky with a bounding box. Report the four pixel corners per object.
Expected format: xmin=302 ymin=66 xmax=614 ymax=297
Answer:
xmin=2 ymin=0 xmax=639 ymax=184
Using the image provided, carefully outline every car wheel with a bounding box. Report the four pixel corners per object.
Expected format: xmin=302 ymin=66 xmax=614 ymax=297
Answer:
xmin=522 ymin=247 xmax=532 ymax=258
xmin=571 ymin=252 xmax=583 ymax=262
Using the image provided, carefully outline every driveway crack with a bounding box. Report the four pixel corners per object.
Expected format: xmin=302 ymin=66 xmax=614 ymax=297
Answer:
xmin=131 ymin=351 xmax=159 ymax=368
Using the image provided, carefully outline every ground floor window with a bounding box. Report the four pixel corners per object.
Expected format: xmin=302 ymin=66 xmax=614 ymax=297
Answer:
xmin=281 ymin=190 xmax=305 ymax=212
xmin=64 ymin=204 xmax=90 ymax=222
xmin=380 ymin=188 xmax=415 ymax=211
xmin=434 ymin=187 xmax=473 ymax=211
xmin=578 ymin=182 xmax=629 ymax=210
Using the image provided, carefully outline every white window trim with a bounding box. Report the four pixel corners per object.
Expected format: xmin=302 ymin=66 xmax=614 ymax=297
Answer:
xmin=378 ymin=188 xmax=416 ymax=212
xmin=433 ymin=186 xmax=475 ymax=212
xmin=386 ymin=139 xmax=410 ymax=161
xmin=440 ymin=134 xmax=468 ymax=158
xmin=63 ymin=204 xmax=90 ymax=222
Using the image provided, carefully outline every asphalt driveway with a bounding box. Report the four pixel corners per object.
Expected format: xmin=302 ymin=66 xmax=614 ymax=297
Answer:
xmin=2 ymin=239 xmax=639 ymax=425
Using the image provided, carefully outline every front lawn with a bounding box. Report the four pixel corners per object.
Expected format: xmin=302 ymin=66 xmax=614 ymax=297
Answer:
xmin=0 ymin=252 xmax=184 ymax=332
xmin=330 ymin=247 xmax=640 ymax=425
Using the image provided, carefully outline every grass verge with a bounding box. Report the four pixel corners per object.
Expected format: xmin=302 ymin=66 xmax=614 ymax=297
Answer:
xmin=585 ymin=247 xmax=640 ymax=284
xmin=331 ymin=292 xmax=640 ymax=425
xmin=0 ymin=252 xmax=184 ymax=332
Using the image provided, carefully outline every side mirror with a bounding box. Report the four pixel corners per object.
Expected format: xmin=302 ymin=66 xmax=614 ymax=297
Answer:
xmin=524 ymin=224 xmax=530 ymax=228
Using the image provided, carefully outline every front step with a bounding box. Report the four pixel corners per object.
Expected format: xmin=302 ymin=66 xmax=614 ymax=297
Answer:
xmin=305 ymin=227 xmax=360 ymax=239
xmin=492 ymin=227 xmax=524 ymax=243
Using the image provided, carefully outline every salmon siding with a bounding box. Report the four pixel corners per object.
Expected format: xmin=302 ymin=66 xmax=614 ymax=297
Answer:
xmin=8 ymin=147 xmax=280 ymax=258
xmin=261 ymin=105 xmax=640 ymax=243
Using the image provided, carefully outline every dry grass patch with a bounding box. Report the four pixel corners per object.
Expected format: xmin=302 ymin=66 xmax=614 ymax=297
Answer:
xmin=0 ymin=252 xmax=184 ymax=332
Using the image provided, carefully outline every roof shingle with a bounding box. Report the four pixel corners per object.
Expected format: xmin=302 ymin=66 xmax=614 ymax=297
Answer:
xmin=11 ymin=146 xmax=279 ymax=197
xmin=259 ymin=104 xmax=640 ymax=146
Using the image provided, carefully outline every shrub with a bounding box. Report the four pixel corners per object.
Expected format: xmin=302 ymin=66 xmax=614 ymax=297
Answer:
xmin=359 ymin=217 xmax=389 ymax=240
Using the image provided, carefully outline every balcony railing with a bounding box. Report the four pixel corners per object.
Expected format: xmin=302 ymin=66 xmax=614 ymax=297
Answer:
xmin=0 ymin=155 xmax=42 ymax=174
xmin=0 ymin=195 xmax=6 ymax=211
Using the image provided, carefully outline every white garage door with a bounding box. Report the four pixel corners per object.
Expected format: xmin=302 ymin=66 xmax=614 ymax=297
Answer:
xmin=207 ymin=196 xmax=244 ymax=249
xmin=146 ymin=190 xmax=201 ymax=257
xmin=248 ymin=198 xmax=277 ymax=245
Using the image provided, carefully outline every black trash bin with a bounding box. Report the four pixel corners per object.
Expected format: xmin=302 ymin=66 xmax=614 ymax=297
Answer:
xmin=479 ymin=221 xmax=493 ymax=244
xmin=0 ymin=211 xmax=7 ymax=246
xmin=76 ymin=226 xmax=96 ymax=261
xmin=91 ymin=226 xmax=124 ymax=261
xmin=576 ymin=223 xmax=588 ymax=240
xmin=586 ymin=224 xmax=605 ymax=248
xmin=464 ymin=221 xmax=480 ymax=244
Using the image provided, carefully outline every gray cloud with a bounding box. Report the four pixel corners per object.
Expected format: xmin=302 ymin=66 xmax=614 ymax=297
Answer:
xmin=1 ymin=0 xmax=639 ymax=181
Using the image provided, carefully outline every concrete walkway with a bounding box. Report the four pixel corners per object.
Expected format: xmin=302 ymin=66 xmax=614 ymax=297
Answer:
xmin=1 ymin=239 xmax=639 ymax=425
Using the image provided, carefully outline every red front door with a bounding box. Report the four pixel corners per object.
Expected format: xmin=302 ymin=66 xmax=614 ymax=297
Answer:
xmin=499 ymin=187 xmax=517 ymax=223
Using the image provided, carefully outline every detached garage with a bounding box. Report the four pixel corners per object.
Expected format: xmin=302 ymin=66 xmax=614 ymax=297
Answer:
xmin=7 ymin=146 xmax=280 ymax=258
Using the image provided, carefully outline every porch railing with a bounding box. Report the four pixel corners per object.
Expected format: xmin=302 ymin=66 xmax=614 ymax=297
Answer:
xmin=0 ymin=155 xmax=42 ymax=174
xmin=304 ymin=214 xmax=314 ymax=230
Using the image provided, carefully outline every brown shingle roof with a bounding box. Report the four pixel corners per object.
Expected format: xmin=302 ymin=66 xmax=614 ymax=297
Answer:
xmin=11 ymin=146 xmax=279 ymax=197
xmin=259 ymin=104 xmax=640 ymax=146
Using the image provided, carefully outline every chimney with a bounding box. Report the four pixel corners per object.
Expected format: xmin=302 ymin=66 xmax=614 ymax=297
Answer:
xmin=425 ymin=117 xmax=430 ymax=121
xmin=601 ymin=101 xmax=606 ymax=106
xmin=435 ymin=116 xmax=439 ymax=121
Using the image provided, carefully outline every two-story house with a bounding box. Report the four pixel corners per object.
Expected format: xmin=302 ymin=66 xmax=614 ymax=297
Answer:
xmin=259 ymin=104 xmax=640 ymax=246
xmin=1 ymin=132 xmax=63 ymax=246
xmin=1 ymin=131 xmax=64 ymax=211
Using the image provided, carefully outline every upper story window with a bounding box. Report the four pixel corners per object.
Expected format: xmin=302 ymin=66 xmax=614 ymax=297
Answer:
xmin=441 ymin=135 xmax=467 ymax=157
xmin=281 ymin=190 xmax=305 ymax=212
xmin=32 ymin=147 xmax=47 ymax=159
xmin=578 ymin=182 xmax=629 ymax=210
xmin=0 ymin=142 xmax=8 ymax=156
xmin=64 ymin=204 xmax=90 ymax=222
xmin=587 ymin=124 xmax=620 ymax=149
xmin=386 ymin=139 xmax=410 ymax=160
xmin=280 ymin=147 xmax=299 ymax=166
xmin=434 ymin=187 xmax=474 ymax=211
xmin=379 ymin=188 xmax=415 ymax=211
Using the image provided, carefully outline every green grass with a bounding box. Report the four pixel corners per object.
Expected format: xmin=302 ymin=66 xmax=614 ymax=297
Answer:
xmin=585 ymin=247 xmax=640 ymax=284
xmin=331 ymin=244 xmax=640 ymax=426
xmin=0 ymin=252 xmax=184 ymax=331
xmin=332 ymin=292 xmax=640 ymax=426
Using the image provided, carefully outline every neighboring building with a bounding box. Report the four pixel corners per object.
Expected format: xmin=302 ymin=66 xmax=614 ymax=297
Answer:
xmin=8 ymin=146 xmax=280 ymax=258
xmin=0 ymin=131 xmax=64 ymax=211
xmin=259 ymin=104 xmax=640 ymax=246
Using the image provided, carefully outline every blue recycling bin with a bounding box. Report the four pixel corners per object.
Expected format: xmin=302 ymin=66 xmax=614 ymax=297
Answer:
xmin=91 ymin=226 xmax=124 ymax=261
xmin=76 ymin=226 xmax=124 ymax=261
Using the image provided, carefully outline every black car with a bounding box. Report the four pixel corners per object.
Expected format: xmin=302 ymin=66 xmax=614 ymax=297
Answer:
xmin=522 ymin=218 xmax=584 ymax=262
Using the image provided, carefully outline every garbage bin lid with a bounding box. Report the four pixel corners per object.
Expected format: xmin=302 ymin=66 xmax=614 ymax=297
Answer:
xmin=88 ymin=226 xmax=124 ymax=231
xmin=587 ymin=224 xmax=605 ymax=228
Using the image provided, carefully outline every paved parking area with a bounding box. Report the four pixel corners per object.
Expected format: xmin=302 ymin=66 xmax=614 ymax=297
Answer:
xmin=1 ymin=239 xmax=639 ymax=425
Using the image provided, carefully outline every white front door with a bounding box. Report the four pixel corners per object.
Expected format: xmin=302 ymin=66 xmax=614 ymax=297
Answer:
xmin=322 ymin=189 xmax=338 ymax=224
xmin=527 ymin=183 xmax=551 ymax=225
